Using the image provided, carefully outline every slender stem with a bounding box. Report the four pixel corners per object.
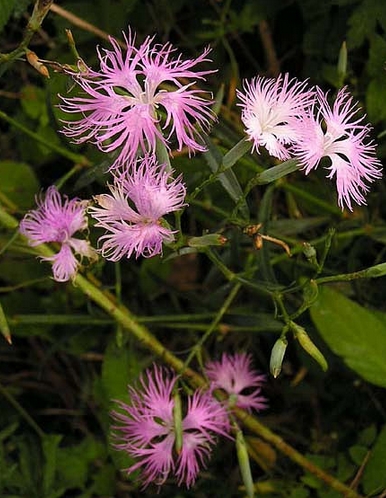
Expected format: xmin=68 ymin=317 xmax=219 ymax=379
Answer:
xmin=234 ymin=407 xmax=363 ymax=498
xmin=0 ymin=0 xmax=54 ymax=71
xmin=0 ymin=203 xmax=366 ymax=495
xmin=280 ymin=182 xmax=342 ymax=216
xmin=203 ymin=247 xmax=236 ymax=281
xmin=0 ymin=110 xmax=90 ymax=166
xmin=182 ymin=282 xmax=242 ymax=370
xmin=0 ymin=382 xmax=45 ymax=438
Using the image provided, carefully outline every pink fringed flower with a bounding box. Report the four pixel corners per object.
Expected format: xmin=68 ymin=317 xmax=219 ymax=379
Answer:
xmin=237 ymin=73 xmax=314 ymax=160
xmin=19 ymin=186 xmax=95 ymax=282
xmin=293 ymin=87 xmax=382 ymax=210
xmin=59 ymin=29 xmax=215 ymax=169
xmin=111 ymin=365 xmax=229 ymax=489
xmin=89 ymin=155 xmax=186 ymax=260
xmin=205 ymin=352 xmax=267 ymax=413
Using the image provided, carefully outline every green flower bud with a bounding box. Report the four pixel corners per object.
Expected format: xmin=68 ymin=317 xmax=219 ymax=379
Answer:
xmin=270 ymin=337 xmax=288 ymax=378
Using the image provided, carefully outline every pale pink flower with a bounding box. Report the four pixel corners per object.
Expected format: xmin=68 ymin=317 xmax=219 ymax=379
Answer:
xmin=19 ymin=186 xmax=95 ymax=282
xmin=293 ymin=87 xmax=382 ymax=210
xmin=59 ymin=29 xmax=215 ymax=169
xmin=89 ymin=155 xmax=186 ymax=260
xmin=111 ymin=365 xmax=230 ymax=489
xmin=237 ymin=73 xmax=314 ymax=160
xmin=205 ymin=352 xmax=267 ymax=413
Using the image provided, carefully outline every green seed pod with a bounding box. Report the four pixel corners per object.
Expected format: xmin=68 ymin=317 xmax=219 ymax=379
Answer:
xmin=236 ymin=428 xmax=255 ymax=498
xmin=270 ymin=337 xmax=288 ymax=378
xmin=291 ymin=322 xmax=328 ymax=372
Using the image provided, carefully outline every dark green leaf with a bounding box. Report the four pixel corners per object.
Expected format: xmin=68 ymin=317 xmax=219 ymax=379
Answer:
xmin=363 ymin=425 xmax=386 ymax=495
xmin=0 ymin=0 xmax=17 ymax=33
xmin=310 ymin=287 xmax=386 ymax=387
xmin=0 ymin=160 xmax=39 ymax=209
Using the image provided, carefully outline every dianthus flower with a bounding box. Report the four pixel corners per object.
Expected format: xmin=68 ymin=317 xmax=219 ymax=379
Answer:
xmin=19 ymin=186 xmax=95 ymax=282
xmin=59 ymin=29 xmax=215 ymax=169
xmin=111 ymin=365 xmax=229 ymax=489
xmin=205 ymin=352 xmax=267 ymax=413
xmin=89 ymin=155 xmax=186 ymax=260
xmin=236 ymin=73 xmax=314 ymax=160
xmin=293 ymin=87 xmax=382 ymax=210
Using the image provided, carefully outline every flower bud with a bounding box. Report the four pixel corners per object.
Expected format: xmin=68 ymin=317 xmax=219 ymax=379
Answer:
xmin=290 ymin=322 xmax=328 ymax=372
xmin=236 ymin=428 xmax=255 ymax=498
xmin=188 ymin=233 xmax=227 ymax=248
xmin=270 ymin=337 xmax=288 ymax=378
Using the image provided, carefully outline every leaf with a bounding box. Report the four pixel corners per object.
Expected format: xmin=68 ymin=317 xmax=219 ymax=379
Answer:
xmin=366 ymin=78 xmax=386 ymax=124
xmin=255 ymin=159 xmax=300 ymax=184
xmin=203 ymin=137 xmax=249 ymax=219
xmin=0 ymin=0 xmax=17 ymax=33
xmin=310 ymin=287 xmax=386 ymax=387
xmin=362 ymin=425 xmax=386 ymax=495
xmin=222 ymin=138 xmax=252 ymax=171
xmin=101 ymin=339 xmax=143 ymax=407
xmin=0 ymin=160 xmax=39 ymax=209
xmin=42 ymin=435 xmax=62 ymax=496
xmin=56 ymin=437 xmax=105 ymax=490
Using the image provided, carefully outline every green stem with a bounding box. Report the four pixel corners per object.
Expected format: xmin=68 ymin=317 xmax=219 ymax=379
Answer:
xmin=0 ymin=381 xmax=45 ymax=438
xmin=203 ymin=247 xmax=236 ymax=281
xmin=234 ymin=407 xmax=363 ymax=498
xmin=182 ymin=282 xmax=242 ymax=371
xmin=0 ymin=110 xmax=90 ymax=166
xmin=280 ymin=182 xmax=342 ymax=216
xmin=0 ymin=0 xmax=54 ymax=75
xmin=0 ymin=203 xmax=365 ymax=496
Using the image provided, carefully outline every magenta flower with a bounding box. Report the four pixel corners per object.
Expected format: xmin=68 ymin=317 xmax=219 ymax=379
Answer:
xmin=293 ymin=87 xmax=382 ymax=210
xmin=205 ymin=352 xmax=267 ymax=413
xmin=111 ymin=365 xmax=229 ymax=489
xmin=19 ymin=186 xmax=96 ymax=282
xmin=237 ymin=73 xmax=314 ymax=160
xmin=59 ymin=29 xmax=215 ymax=169
xmin=89 ymin=155 xmax=186 ymax=260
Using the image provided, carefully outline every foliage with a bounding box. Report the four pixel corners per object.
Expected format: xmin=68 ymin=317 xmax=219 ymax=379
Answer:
xmin=0 ymin=0 xmax=386 ymax=497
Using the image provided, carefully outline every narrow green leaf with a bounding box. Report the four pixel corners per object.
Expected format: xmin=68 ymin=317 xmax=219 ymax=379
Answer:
xmin=42 ymin=435 xmax=63 ymax=496
xmin=203 ymin=137 xmax=249 ymax=219
xmin=363 ymin=425 xmax=386 ymax=495
xmin=222 ymin=138 xmax=252 ymax=171
xmin=310 ymin=287 xmax=386 ymax=387
xmin=0 ymin=301 xmax=11 ymax=344
xmin=255 ymin=159 xmax=300 ymax=185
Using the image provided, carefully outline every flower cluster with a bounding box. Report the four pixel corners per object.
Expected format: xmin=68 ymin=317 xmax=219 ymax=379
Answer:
xmin=111 ymin=353 xmax=266 ymax=489
xmin=237 ymin=76 xmax=382 ymax=210
xmin=19 ymin=186 xmax=95 ymax=282
xmin=89 ymin=155 xmax=186 ymax=260
xmin=59 ymin=29 xmax=215 ymax=169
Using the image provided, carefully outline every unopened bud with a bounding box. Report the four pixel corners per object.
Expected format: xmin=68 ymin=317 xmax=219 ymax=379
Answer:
xmin=302 ymin=242 xmax=318 ymax=266
xmin=188 ymin=233 xmax=227 ymax=248
xmin=290 ymin=322 xmax=328 ymax=372
xmin=270 ymin=337 xmax=288 ymax=378
xmin=236 ymin=428 xmax=255 ymax=498
xmin=26 ymin=50 xmax=49 ymax=78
